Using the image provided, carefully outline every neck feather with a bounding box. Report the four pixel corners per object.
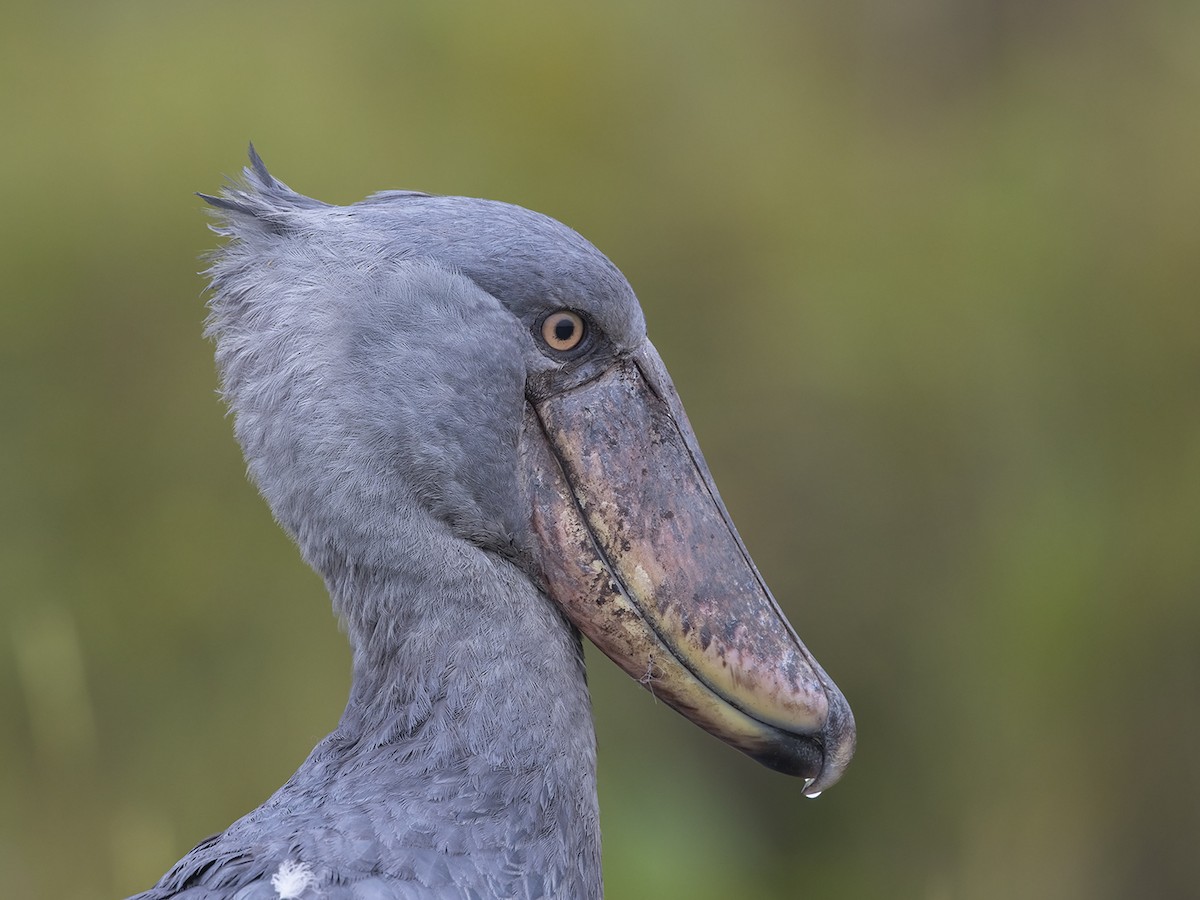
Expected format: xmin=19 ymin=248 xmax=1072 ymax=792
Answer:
xmin=302 ymin=531 xmax=602 ymax=896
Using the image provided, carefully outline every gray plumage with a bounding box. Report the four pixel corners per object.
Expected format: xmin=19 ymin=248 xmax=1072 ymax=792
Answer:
xmin=130 ymin=147 xmax=853 ymax=900
xmin=133 ymin=151 xmax=640 ymax=900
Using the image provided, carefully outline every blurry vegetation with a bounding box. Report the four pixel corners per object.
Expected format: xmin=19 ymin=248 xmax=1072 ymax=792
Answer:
xmin=1 ymin=1 xmax=1197 ymax=898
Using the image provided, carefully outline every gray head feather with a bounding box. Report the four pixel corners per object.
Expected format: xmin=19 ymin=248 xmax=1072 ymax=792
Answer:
xmin=201 ymin=148 xmax=644 ymax=623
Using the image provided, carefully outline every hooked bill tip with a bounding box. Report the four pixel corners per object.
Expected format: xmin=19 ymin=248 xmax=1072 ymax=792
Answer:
xmin=802 ymin=776 xmax=822 ymax=799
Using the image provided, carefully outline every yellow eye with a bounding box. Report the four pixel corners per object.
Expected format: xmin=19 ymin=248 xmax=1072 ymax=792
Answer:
xmin=541 ymin=310 xmax=586 ymax=352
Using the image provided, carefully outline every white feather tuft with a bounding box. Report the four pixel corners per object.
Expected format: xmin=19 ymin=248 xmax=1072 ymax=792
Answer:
xmin=270 ymin=859 xmax=317 ymax=899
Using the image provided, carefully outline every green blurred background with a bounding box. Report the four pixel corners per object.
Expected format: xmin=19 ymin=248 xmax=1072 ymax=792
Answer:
xmin=2 ymin=2 xmax=1197 ymax=898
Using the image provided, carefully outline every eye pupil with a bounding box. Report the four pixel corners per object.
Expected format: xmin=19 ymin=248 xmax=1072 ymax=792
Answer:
xmin=541 ymin=310 xmax=586 ymax=352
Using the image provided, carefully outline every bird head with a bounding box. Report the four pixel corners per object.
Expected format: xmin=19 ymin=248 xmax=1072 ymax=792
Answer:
xmin=201 ymin=148 xmax=854 ymax=795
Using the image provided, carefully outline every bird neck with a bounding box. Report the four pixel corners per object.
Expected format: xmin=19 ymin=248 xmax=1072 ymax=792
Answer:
xmin=315 ymin=537 xmax=602 ymax=896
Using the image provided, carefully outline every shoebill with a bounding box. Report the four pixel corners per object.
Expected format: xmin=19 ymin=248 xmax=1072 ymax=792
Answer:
xmin=129 ymin=148 xmax=855 ymax=900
